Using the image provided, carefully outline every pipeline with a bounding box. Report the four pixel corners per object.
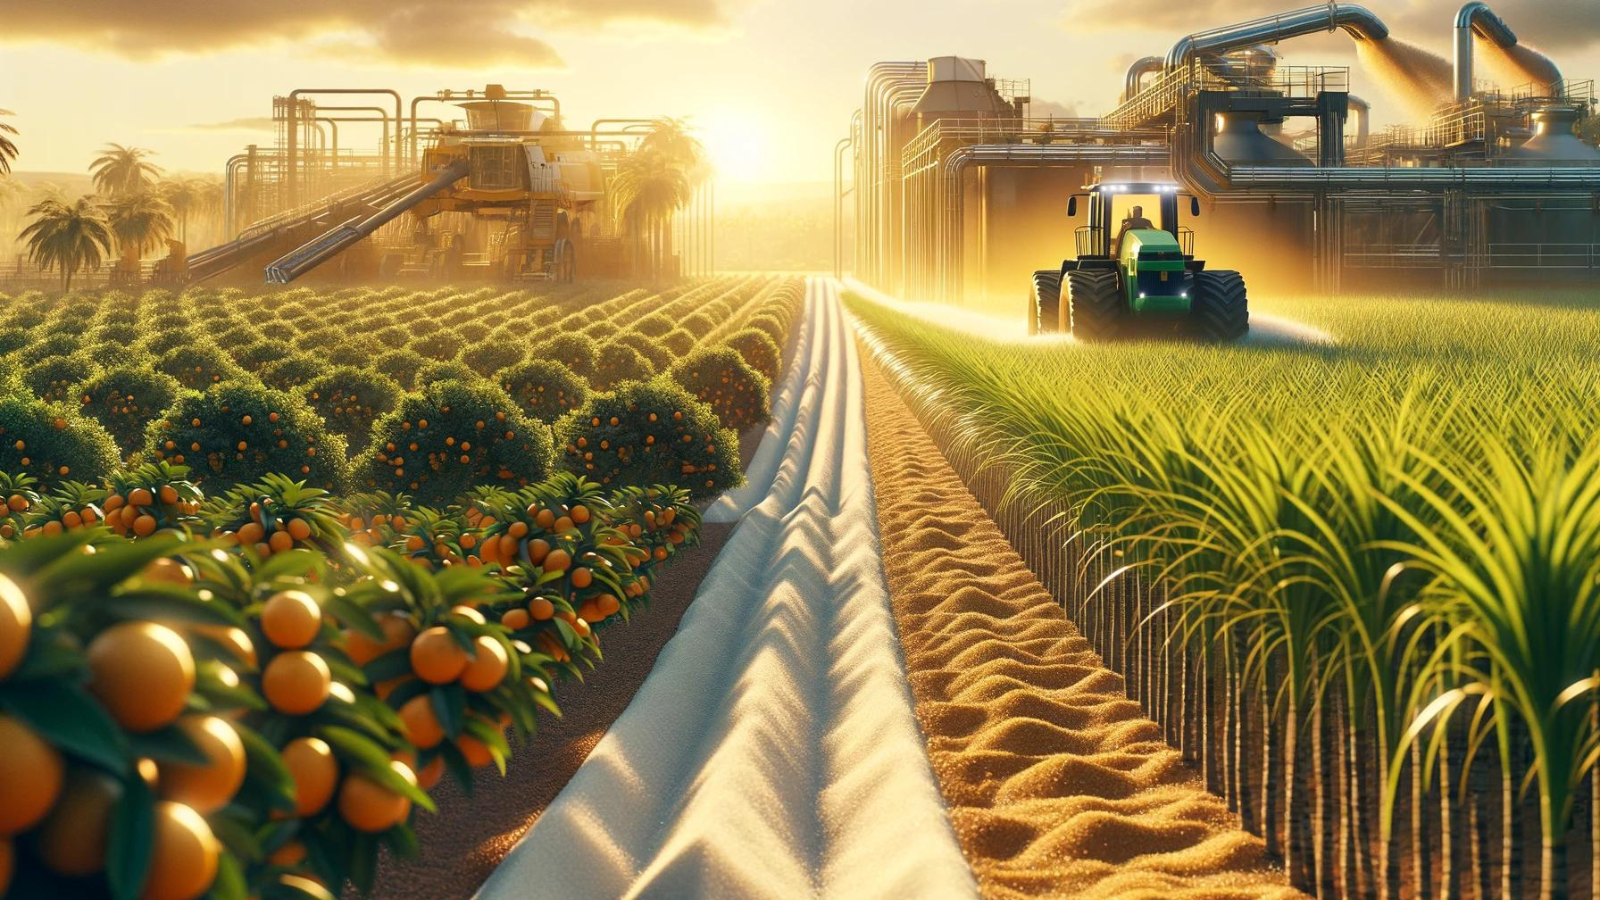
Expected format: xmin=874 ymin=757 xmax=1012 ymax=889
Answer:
xmin=1348 ymin=95 xmax=1370 ymax=148
xmin=1454 ymin=1 xmax=1562 ymax=100
xmin=859 ymin=62 xmax=928 ymax=289
xmin=1123 ymin=57 xmax=1165 ymax=103
xmin=1165 ymin=3 xmax=1388 ymax=70
xmin=264 ymin=158 xmax=469 ymax=284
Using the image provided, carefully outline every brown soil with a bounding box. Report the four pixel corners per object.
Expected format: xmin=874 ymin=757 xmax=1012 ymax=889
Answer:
xmin=363 ymin=520 xmax=731 ymax=900
xmin=860 ymin=355 xmax=1305 ymax=900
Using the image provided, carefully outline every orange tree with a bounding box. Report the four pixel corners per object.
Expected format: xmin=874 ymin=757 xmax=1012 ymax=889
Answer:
xmin=25 ymin=354 xmax=96 ymax=405
xmin=75 ymin=366 xmax=187 ymax=459
xmin=668 ymin=346 xmax=771 ymax=431
xmin=355 ymin=380 xmax=553 ymax=507
xmin=554 ymin=379 xmax=741 ymax=500
xmin=145 ymin=381 xmax=349 ymax=491
xmin=298 ymin=368 xmax=403 ymax=455
xmin=204 ymin=475 xmax=347 ymax=558
xmin=498 ymin=359 xmax=591 ymax=426
xmin=531 ymin=333 xmax=597 ymax=380
xmin=590 ymin=344 xmax=655 ymax=391
xmin=158 ymin=344 xmax=246 ymax=393
xmin=0 ymin=394 xmax=122 ymax=489
xmin=722 ymin=328 xmax=783 ymax=383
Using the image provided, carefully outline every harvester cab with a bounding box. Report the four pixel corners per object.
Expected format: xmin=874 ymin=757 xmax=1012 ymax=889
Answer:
xmin=1029 ymin=182 xmax=1249 ymax=342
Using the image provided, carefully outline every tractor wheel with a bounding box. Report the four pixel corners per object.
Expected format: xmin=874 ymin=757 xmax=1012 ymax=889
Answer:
xmin=1030 ymin=270 xmax=1061 ymax=335
xmin=1190 ymin=270 xmax=1249 ymax=342
xmin=1066 ymin=269 xmax=1124 ymax=341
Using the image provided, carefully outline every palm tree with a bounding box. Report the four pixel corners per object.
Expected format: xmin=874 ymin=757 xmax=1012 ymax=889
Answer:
xmin=104 ymin=191 xmax=175 ymax=259
xmin=20 ymin=197 xmax=113 ymax=290
xmin=90 ymin=144 xmax=162 ymax=197
xmin=0 ymin=109 xmax=18 ymax=175
xmin=611 ymin=148 xmax=693 ymax=282
xmin=158 ymin=177 xmax=202 ymax=244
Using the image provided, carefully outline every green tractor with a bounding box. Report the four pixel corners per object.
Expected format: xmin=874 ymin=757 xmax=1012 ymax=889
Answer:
xmin=1029 ymin=181 xmax=1249 ymax=342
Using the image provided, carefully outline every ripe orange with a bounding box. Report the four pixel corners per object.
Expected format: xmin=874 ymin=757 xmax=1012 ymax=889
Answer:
xmin=236 ymin=522 xmax=264 ymax=546
xmin=260 ymin=590 xmax=321 ymax=649
xmin=157 ymin=716 xmax=246 ymax=814
xmin=139 ymin=801 xmax=220 ymax=900
xmin=571 ymin=505 xmax=591 ymax=524
xmin=0 ymin=574 xmax=31 ymax=681
xmin=451 ymin=605 xmax=486 ymax=625
xmin=544 ymin=549 xmax=571 ymax=572
xmin=527 ymin=539 xmax=550 ymax=563
xmin=86 ymin=622 xmax=195 ymax=733
xmin=132 ymin=514 xmax=159 ymax=537
xmin=410 ymin=627 xmax=468 ymax=684
xmin=0 ymin=714 xmax=65 ymax=834
xmin=501 ymin=608 xmax=530 ymax=630
xmin=159 ymin=485 xmax=180 ymax=505
xmin=141 ymin=558 xmax=194 ymax=586
xmin=37 ymin=768 xmax=119 ymax=876
xmin=262 ymin=650 xmax=331 ymax=716
xmin=337 ymin=761 xmax=415 ymax=833
xmin=553 ymin=516 xmax=574 ymax=533
xmin=129 ymin=488 xmax=154 ymax=507
xmin=398 ymin=694 xmax=445 ymax=749
xmin=534 ymin=509 xmax=555 ymax=529
xmin=528 ymin=597 xmax=555 ymax=621
xmin=416 ymin=755 xmax=445 ymax=791
xmin=596 ymin=593 xmax=621 ymax=617
xmin=507 ymin=521 xmax=528 ymax=540
xmin=456 ymin=732 xmax=495 ymax=768
xmin=570 ymin=567 xmax=593 ymax=589
xmin=266 ymin=839 xmax=306 ymax=866
xmin=267 ymin=531 xmax=292 ymax=554
xmin=459 ymin=636 xmax=509 ymax=692
xmin=281 ymin=736 xmax=338 ymax=816
xmin=192 ymin=625 xmax=256 ymax=667
xmin=577 ymin=602 xmax=605 ymax=624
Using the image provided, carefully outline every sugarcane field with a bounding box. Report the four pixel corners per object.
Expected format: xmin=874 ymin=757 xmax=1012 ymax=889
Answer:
xmin=0 ymin=2 xmax=1598 ymax=899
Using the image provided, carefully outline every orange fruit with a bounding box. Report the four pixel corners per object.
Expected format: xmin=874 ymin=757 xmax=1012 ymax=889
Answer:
xmin=459 ymin=636 xmax=509 ymax=692
xmin=281 ymin=736 xmax=338 ymax=816
xmin=416 ymin=755 xmax=445 ymax=791
xmin=284 ymin=518 xmax=311 ymax=542
xmin=571 ymin=505 xmax=590 ymax=524
xmin=87 ymin=622 xmax=195 ymax=733
xmin=528 ymin=597 xmax=555 ymax=621
xmin=0 ymin=574 xmax=31 ymax=681
xmin=399 ymin=694 xmax=445 ymax=749
xmin=544 ymin=549 xmax=571 ymax=572
xmin=451 ymin=605 xmax=486 ymax=625
xmin=456 ymin=732 xmax=495 ymax=768
xmin=534 ymin=509 xmax=555 ymax=529
xmin=570 ymin=567 xmax=593 ymax=589
xmin=501 ymin=608 xmax=530 ymax=630
xmin=157 ymin=716 xmax=246 ymax=814
xmin=410 ymin=627 xmax=468 ymax=684
xmin=577 ymin=602 xmax=604 ymax=624
xmin=337 ymin=761 xmax=415 ymax=833
xmin=0 ymin=714 xmax=64 ymax=834
xmin=141 ymin=558 xmax=194 ymax=586
xmin=37 ymin=768 xmax=119 ymax=876
xmin=268 ymin=531 xmax=294 ymax=554
xmin=596 ymin=593 xmax=621 ymax=617
xmin=507 ymin=521 xmax=528 ymax=540
xmin=527 ymin=539 xmax=550 ymax=563
xmin=262 ymin=651 xmax=331 ymax=716
xmin=236 ymin=522 xmax=264 ymax=546
xmin=133 ymin=514 xmax=158 ymax=537
xmin=260 ymin=590 xmax=321 ymax=649
xmin=139 ymin=801 xmax=220 ymax=900
xmin=129 ymin=488 xmax=154 ymax=507
xmin=553 ymin=516 xmax=574 ymax=533
xmin=193 ymin=625 xmax=256 ymax=667
xmin=0 ymin=836 xmax=11 ymax=897
xmin=266 ymin=839 xmax=306 ymax=866
xmin=159 ymin=485 xmax=180 ymax=505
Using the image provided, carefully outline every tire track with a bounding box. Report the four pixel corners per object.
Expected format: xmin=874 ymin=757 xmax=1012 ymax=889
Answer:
xmin=859 ymin=350 xmax=1304 ymax=900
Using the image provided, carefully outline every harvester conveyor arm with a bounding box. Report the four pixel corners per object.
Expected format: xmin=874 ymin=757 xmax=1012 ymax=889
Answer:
xmin=263 ymin=158 xmax=469 ymax=284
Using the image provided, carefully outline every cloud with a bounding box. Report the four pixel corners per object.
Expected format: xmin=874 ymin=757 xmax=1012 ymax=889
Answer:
xmin=1055 ymin=0 xmax=1599 ymax=53
xmin=0 ymin=0 xmax=745 ymax=66
xmin=1031 ymin=99 xmax=1080 ymax=119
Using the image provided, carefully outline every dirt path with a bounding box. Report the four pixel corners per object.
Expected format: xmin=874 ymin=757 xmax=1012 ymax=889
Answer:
xmin=859 ymin=352 xmax=1304 ymax=900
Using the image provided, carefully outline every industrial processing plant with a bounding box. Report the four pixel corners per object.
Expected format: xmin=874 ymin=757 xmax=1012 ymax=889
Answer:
xmin=843 ymin=2 xmax=1600 ymax=307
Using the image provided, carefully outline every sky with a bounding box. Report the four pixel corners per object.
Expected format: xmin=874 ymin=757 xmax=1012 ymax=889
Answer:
xmin=1 ymin=0 xmax=1596 ymax=189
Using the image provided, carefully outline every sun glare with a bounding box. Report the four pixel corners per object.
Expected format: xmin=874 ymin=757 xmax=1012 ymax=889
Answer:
xmin=697 ymin=109 xmax=771 ymax=183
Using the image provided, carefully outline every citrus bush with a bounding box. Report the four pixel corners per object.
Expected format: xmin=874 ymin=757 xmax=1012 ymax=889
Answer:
xmin=723 ymin=328 xmax=784 ymax=383
xmin=0 ymin=395 xmax=121 ymax=489
xmin=610 ymin=331 xmax=672 ymax=372
xmin=497 ymin=359 xmax=591 ymax=426
xmin=232 ymin=338 xmax=297 ymax=372
xmin=141 ymin=326 xmax=202 ymax=357
xmin=590 ymin=343 xmax=655 ymax=391
xmin=408 ymin=330 xmax=465 ymax=363
xmin=415 ymin=360 xmax=483 ymax=388
xmin=159 ymin=344 xmax=247 ymax=392
xmin=300 ymin=367 xmax=404 ymax=454
xmin=356 ymin=380 xmax=553 ymax=506
xmin=24 ymin=354 xmax=96 ymax=405
xmin=260 ymin=354 xmax=328 ymax=393
xmin=531 ymin=333 xmax=597 ymax=379
xmin=373 ymin=349 xmax=427 ymax=390
xmin=554 ymin=379 xmax=741 ymax=499
xmin=145 ymin=381 xmax=349 ymax=490
xmin=102 ymin=462 xmax=205 ymax=538
xmin=459 ymin=338 xmax=527 ymax=378
xmin=669 ymin=346 xmax=772 ymax=431
xmin=205 ymin=474 xmax=346 ymax=557
xmin=17 ymin=332 xmax=82 ymax=367
xmin=75 ymin=367 xmax=186 ymax=458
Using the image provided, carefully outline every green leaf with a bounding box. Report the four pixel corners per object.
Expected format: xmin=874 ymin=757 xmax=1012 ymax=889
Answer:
xmin=130 ymin=722 xmax=208 ymax=765
xmin=207 ymin=847 xmax=248 ymax=900
xmin=432 ymin=685 xmax=465 ymax=738
xmin=107 ymin=773 xmax=156 ymax=900
xmin=363 ymin=646 xmax=412 ymax=683
xmin=324 ymin=590 xmax=384 ymax=641
xmin=1 ymin=678 xmax=130 ymax=774
xmin=238 ymin=723 xmax=298 ymax=813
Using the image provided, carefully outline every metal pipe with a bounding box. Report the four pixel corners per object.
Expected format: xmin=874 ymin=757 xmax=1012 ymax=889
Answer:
xmin=313 ymin=106 xmax=393 ymax=171
xmin=1165 ymin=4 xmax=1389 ymax=69
xmin=1348 ymin=95 xmax=1370 ymax=147
xmin=860 ymin=62 xmax=927 ymax=288
xmin=1123 ymin=57 xmax=1165 ymax=103
xmin=1454 ymin=2 xmax=1561 ymax=101
xmin=286 ymin=89 xmax=402 ymax=205
xmin=835 ymin=135 xmax=853 ymax=278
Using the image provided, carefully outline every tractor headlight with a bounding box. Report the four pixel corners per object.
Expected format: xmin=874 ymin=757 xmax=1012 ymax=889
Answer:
xmin=1139 ymin=292 xmax=1147 ymax=299
xmin=1180 ymin=291 xmax=1188 ymax=299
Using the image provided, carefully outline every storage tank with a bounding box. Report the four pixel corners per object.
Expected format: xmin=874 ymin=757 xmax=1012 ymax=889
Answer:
xmin=1214 ymin=111 xmax=1312 ymax=165
xmin=1504 ymin=107 xmax=1600 ymax=164
xmin=910 ymin=57 xmax=1016 ymax=131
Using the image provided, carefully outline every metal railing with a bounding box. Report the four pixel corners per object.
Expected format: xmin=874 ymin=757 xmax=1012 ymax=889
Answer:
xmin=1098 ymin=62 xmax=1350 ymax=132
xmin=1487 ymin=242 xmax=1600 ymax=268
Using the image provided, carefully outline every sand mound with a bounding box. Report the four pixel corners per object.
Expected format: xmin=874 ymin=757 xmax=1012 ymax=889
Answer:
xmin=475 ymin=279 xmax=975 ymax=900
xmin=858 ymin=353 xmax=1304 ymax=900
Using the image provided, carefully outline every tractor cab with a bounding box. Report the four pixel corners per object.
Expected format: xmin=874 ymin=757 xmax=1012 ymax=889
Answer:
xmin=1028 ymin=181 xmax=1249 ymax=342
